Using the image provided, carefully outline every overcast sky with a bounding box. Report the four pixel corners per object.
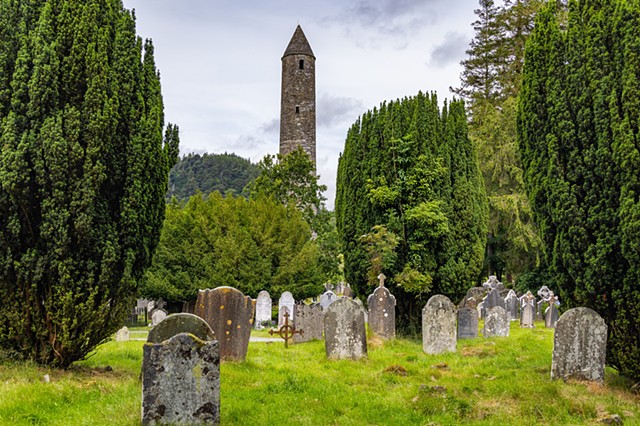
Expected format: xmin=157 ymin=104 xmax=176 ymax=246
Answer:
xmin=121 ymin=0 xmax=478 ymax=209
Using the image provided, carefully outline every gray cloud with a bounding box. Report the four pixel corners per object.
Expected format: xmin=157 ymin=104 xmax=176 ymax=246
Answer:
xmin=317 ymin=93 xmax=363 ymax=128
xmin=429 ymin=32 xmax=470 ymax=67
xmin=259 ymin=118 xmax=280 ymax=135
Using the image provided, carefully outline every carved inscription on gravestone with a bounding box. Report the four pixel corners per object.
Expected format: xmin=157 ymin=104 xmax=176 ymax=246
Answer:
xmin=324 ymin=298 xmax=367 ymax=360
xmin=422 ymin=295 xmax=457 ymax=354
xmin=142 ymin=333 xmax=220 ymax=425
xmin=194 ymin=287 xmax=255 ymax=362
xmin=551 ymin=307 xmax=607 ymax=382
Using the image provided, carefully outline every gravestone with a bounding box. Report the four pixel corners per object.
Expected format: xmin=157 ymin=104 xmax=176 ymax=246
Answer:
xmin=422 ymin=295 xmax=457 ymax=354
xmin=319 ymin=290 xmax=337 ymax=311
xmin=150 ymin=309 xmax=167 ymax=327
xmin=342 ymin=284 xmax=353 ymax=298
xmin=142 ymin=333 xmax=220 ymax=425
xmin=147 ymin=313 xmax=215 ymax=344
xmin=545 ymin=292 xmax=560 ymax=328
xmin=484 ymin=287 xmax=506 ymax=312
xmin=537 ymin=285 xmax=552 ymax=320
xmin=324 ymin=297 xmax=367 ymax=360
xmin=334 ymin=282 xmax=345 ymax=295
xmin=504 ymin=290 xmax=519 ymax=321
xmin=293 ymin=303 xmax=323 ymax=343
xmin=353 ymin=297 xmax=368 ymax=323
xmin=367 ymin=278 xmax=396 ymax=339
xmin=520 ymin=291 xmax=536 ymax=328
xmin=194 ymin=287 xmax=255 ymax=362
xmin=551 ymin=307 xmax=607 ymax=382
xmin=483 ymin=306 xmax=510 ymax=337
xmin=457 ymin=307 xmax=478 ymax=339
xmin=115 ymin=326 xmax=129 ymax=342
xmin=254 ymin=290 xmax=272 ymax=330
xmin=459 ymin=287 xmax=486 ymax=309
xmin=278 ymin=291 xmax=295 ymax=327
xmin=477 ymin=301 xmax=485 ymax=319
xmin=278 ymin=305 xmax=291 ymax=331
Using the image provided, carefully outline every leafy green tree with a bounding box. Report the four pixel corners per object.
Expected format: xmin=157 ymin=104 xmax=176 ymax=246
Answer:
xmin=166 ymin=152 xmax=259 ymax=201
xmin=0 ymin=0 xmax=178 ymax=367
xmin=518 ymin=0 xmax=640 ymax=380
xmin=141 ymin=192 xmax=323 ymax=302
xmin=336 ymin=93 xmax=487 ymax=332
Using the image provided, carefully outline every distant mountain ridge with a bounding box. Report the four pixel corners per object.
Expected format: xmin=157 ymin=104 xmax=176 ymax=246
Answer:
xmin=166 ymin=152 xmax=259 ymax=200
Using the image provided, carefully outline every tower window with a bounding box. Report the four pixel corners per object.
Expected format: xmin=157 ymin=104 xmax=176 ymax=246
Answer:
xmin=299 ymin=59 xmax=304 ymax=70
xmin=295 ymin=106 xmax=300 ymax=114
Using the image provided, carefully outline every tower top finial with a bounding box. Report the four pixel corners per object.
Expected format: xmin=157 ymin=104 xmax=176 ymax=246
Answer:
xmin=282 ymin=25 xmax=315 ymax=59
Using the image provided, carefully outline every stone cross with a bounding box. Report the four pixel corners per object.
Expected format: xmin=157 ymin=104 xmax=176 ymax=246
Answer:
xmin=377 ymin=273 xmax=386 ymax=287
xmin=269 ymin=312 xmax=303 ymax=348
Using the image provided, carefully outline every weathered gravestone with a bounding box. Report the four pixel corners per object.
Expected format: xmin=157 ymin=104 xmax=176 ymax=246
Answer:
xmin=319 ymin=290 xmax=337 ymax=311
xmin=367 ymin=274 xmax=396 ymax=339
xmin=476 ymin=301 xmax=485 ymax=320
xmin=278 ymin=291 xmax=295 ymax=327
xmin=545 ymin=292 xmax=560 ymax=328
xmin=483 ymin=306 xmax=510 ymax=337
xmin=342 ymin=284 xmax=353 ymax=298
xmin=353 ymin=297 xmax=368 ymax=324
xmin=194 ymin=287 xmax=255 ymax=362
xmin=147 ymin=313 xmax=216 ymax=344
xmin=484 ymin=287 xmax=506 ymax=313
xmin=293 ymin=303 xmax=323 ymax=343
xmin=142 ymin=333 xmax=220 ymax=425
xmin=254 ymin=290 xmax=272 ymax=330
xmin=459 ymin=286 xmax=486 ymax=309
xmin=505 ymin=290 xmax=519 ymax=321
xmin=551 ymin=307 xmax=607 ymax=382
xmin=324 ymin=297 xmax=367 ymax=360
xmin=457 ymin=307 xmax=478 ymax=339
xmin=520 ymin=291 xmax=536 ymax=328
xmin=150 ymin=309 xmax=167 ymax=327
xmin=422 ymin=295 xmax=457 ymax=354
xmin=115 ymin=326 xmax=129 ymax=342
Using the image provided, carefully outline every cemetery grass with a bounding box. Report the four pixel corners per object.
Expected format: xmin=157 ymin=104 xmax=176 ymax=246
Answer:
xmin=0 ymin=324 xmax=638 ymax=425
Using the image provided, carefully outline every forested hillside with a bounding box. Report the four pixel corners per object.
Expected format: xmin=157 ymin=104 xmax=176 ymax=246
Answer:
xmin=166 ymin=152 xmax=259 ymax=200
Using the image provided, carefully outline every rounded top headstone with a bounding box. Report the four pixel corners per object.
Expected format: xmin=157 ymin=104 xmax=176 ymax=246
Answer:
xmin=147 ymin=313 xmax=216 ymax=344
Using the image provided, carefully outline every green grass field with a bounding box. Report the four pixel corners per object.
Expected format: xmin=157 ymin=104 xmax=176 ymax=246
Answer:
xmin=1 ymin=323 xmax=638 ymax=425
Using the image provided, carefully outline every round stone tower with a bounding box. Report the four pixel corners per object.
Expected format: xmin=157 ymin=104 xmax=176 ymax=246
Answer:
xmin=279 ymin=25 xmax=316 ymax=168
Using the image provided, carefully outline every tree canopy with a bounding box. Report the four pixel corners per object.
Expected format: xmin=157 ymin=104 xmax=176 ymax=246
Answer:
xmin=518 ymin=0 xmax=640 ymax=381
xmin=0 ymin=0 xmax=178 ymax=367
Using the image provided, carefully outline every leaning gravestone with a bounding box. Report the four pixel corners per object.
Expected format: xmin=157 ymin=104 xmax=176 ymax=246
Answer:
xmin=520 ymin=291 xmax=536 ymax=328
xmin=194 ymin=287 xmax=255 ymax=362
xmin=142 ymin=333 xmax=220 ymax=425
xmin=293 ymin=303 xmax=323 ymax=343
xmin=551 ymin=307 xmax=607 ymax=382
xmin=278 ymin=291 xmax=295 ymax=327
xmin=254 ymin=290 xmax=272 ymax=330
xmin=319 ymin=290 xmax=337 ymax=311
xmin=422 ymin=295 xmax=457 ymax=354
xmin=457 ymin=307 xmax=478 ymax=339
xmin=115 ymin=326 xmax=130 ymax=342
xmin=505 ymin=290 xmax=519 ymax=321
xmin=147 ymin=313 xmax=216 ymax=344
xmin=324 ymin=297 xmax=367 ymax=360
xmin=367 ymin=275 xmax=396 ymax=339
xmin=483 ymin=306 xmax=510 ymax=337
xmin=150 ymin=309 xmax=167 ymax=326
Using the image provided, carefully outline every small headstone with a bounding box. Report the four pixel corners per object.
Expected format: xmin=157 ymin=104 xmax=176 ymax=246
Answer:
xmin=457 ymin=307 xmax=478 ymax=339
xmin=458 ymin=286 xmax=486 ymax=309
xmin=115 ymin=326 xmax=130 ymax=342
xmin=551 ymin=307 xmax=607 ymax=382
xmin=504 ymin=290 xmax=519 ymax=321
xmin=477 ymin=301 xmax=485 ymax=319
xmin=520 ymin=291 xmax=536 ymax=328
xmin=254 ymin=291 xmax=272 ymax=330
xmin=324 ymin=297 xmax=367 ymax=360
xmin=342 ymin=284 xmax=353 ymax=298
xmin=278 ymin=291 xmax=295 ymax=327
xmin=147 ymin=313 xmax=215 ymax=344
xmin=545 ymin=292 xmax=560 ymax=328
xmin=142 ymin=333 xmax=220 ymax=425
xmin=150 ymin=309 xmax=167 ymax=326
xmin=367 ymin=283 xmax=396 ymax=339
xmin=422 ymin=295 xmax=456 ymax=354
xmin=194 ymin=287 xmax=255 ymax=362
xmin=293 ymin=303 xmax=323 ymax=343
xmin=319 ymin=290 xmax=337 ymax=311
xmin=483 ymin=306 xmax=510 ymax=337
xmin=334 ymin=282 xmax=345 ymax=295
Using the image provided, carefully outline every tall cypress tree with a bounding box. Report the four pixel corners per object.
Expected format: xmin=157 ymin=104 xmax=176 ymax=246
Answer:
xmin=0 ymin=0 xmax=178 ymax=367
xmin=519 ymin=0 xmax=640 ymax=380
xmin=336 ymin=93 xmax=487 ymax=333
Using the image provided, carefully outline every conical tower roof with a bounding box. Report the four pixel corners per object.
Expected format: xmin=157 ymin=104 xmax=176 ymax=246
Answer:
xmin=282 ymin=25 xmax=315 ymax=59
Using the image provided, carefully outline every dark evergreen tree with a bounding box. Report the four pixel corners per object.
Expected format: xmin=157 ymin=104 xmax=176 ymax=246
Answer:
xmin=518 ymin=0 xmax=640 ymax=381
xmin=0 ymin=0 xmax=178 ymax=367
xmin=336 ymin=93 xmax=487 ymax=333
